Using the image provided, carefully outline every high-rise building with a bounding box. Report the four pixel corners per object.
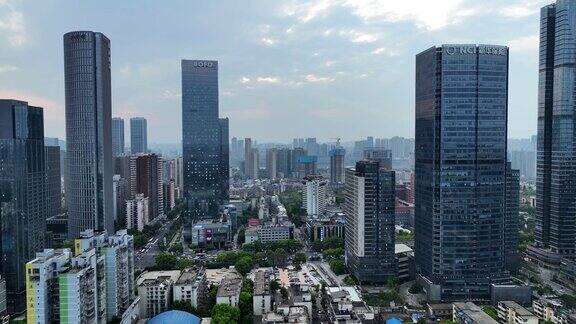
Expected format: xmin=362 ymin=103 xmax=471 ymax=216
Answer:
xmin=244 ymin=138 xmax=255 ymax=178
xmin=0 ymin=276 xmax=6 ymax=322
xmin=130 ymin=153 xmax=164 ymax=220
xmin=112 ymin=117 xmax=125 ymax=157
xmin=103 ymin=230 xmax=135 ymax=320
xmin=291 ymin=148 xmax=306 ymax=178
xmin=535 ymin=0 xmax=576 ymax=258
xmin=0 ymin=99 xmax=47 ymax=314
xmin=250 ymin=148 xmax=260 ymax=179
xmin=329 ymin=147 xmax=345 ymax=186
xmin=45 ymin=144 xmax=62 ymax=219
xmin=302 ymin=175 xmax=327 ymax=218
xmin=181 ymin=60 xmax=228 ymax=240
xmin=266 ymin=148 xmax=278 ymax=180
xmin=174 ymin=156 xmax=184 ymax=198
xmin=219 ymin=118 xmax=229 ymax=201
xmin=505 ymin=163 xmax=520 ymax=271
xmin=130 ymin=117 xmax=147 ymax=154
xmin=64 ymin=31 xmax=114 ymax=238
xmin=297 ymin=155 xmax=317 ymax=179
xmin=26 ymin=230 xmax=134 ymax=323
xmin=344 ymin=160 xmax=396 ymax=283
xmin=126 ymin=194 xmax=149 ymax=231
xmin=415 ymin=44 xmax=509 ymax=301
xmin=363 ymin=148 xmax=392 ymax=170
xmin=276 ymin=148 xmax=292 ymax=178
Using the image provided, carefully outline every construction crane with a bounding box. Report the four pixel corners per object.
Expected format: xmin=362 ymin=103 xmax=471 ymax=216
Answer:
xmin=329 ymin=137 xmax=341 ymax=146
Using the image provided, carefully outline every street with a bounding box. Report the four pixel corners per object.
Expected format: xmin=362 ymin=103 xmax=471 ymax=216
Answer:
xmin=134 ymin=216 xmax=178 ymax=271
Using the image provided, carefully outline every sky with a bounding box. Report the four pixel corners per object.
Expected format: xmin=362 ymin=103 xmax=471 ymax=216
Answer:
xmin=0 ymin=0 xmax=547 ymax=143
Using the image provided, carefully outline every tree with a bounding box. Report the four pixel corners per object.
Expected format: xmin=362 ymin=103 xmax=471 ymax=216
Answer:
xmin=280 ymin=286 xmax=289 ymax=300
xmin=169 ymin=243 xmax=184 ymax=254
xmin=238 ymin=291 xmax=253 ymax=324
xmin=237 ymin=227 xmax=245 ymax=245
xmin=343 ymin=275 xmax=358 ymax=286
xmin=482 ymin=306 xmax=498 ymax=320
xmin=171 ymin=300 xmax=197 ymax=314
xmin=270 ymin=280 xmax=281 ymax=293
xmin=272 ymin=248 xmax=288 ymax=267
xmin=235 ymin=256 xmax=254 ymax=276
xmin=155 ymin=253 xmax=178 ymax=270
xmin=211 ymin=304 xmax=240 ymax=324
xmin=329 ymin=259 xmax=347 ymax=275
xmin=293 ymin=251 xmax=307 ymax=266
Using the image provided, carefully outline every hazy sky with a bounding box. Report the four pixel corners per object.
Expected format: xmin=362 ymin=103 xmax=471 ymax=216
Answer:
xmin=0 ymin=0 xmax=547 ymax=143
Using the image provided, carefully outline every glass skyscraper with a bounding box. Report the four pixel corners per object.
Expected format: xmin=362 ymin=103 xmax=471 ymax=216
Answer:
xmin=535 ymin=0 xmax=576 ymax=258
xmin=181 ymin=60 xmax=229 ymax=241
xmin=0 ymin=100 xmax=46 ymax=313
xmin=415 ymin=44 xmax=509 ymax=301
xmin=112 ymin=117 xmax=125 ymax=157
xmin=64 ymin=31 xmax=114 ymax=238
xmin=130 ymin=117 xmax=147 ymax=154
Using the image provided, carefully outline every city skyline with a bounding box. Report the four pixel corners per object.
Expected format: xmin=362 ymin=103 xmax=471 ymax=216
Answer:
xmin=0 ymin=0 xmax=549 ymax=142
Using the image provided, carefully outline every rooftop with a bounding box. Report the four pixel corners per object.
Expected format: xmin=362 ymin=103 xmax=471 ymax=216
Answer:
xmin=217 ymin=272 xmax=243 ymax=297
xmin=137 ymin=270 xmax=181 ymax=286
xmin=499 ymin=301 xmax=533 ymax=316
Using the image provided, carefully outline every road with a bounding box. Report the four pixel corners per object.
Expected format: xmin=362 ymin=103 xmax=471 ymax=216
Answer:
xmin=134 ymin=216 xmax=178 ymax=271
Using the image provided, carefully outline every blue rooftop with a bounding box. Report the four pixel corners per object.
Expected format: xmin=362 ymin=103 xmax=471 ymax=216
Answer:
xmin=148 ymin=310 xmax=201 ymax=324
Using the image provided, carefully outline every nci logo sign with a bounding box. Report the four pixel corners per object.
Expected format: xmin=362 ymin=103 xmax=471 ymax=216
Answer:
xmin=445 ymin=45 xmax=507 ymax=56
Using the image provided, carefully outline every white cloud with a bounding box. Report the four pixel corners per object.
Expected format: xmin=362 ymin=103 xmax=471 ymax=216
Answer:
xmin=371 ymin=46 xmax=400 ymax=56
xmin=256 ymin=77 xmax=280 ymax=84
xmin=284 ymin=0 xmax=334 ymax=23
xmin=160 ymin=90 xmax=181 ymax=100
xmin=338 ymin=29 xmax=378 ymax=43
xmin=284 ymin=0 xmax=469 ymax=30
xmin=0 ymin=9 xmax=27 ymax=47
xmin=261 ymin=37 xmax=277 ymax=46
xmin=508 ymin=34 xmax=539 ymax=53
xmin=324 ymin=60 xmax=335 ymax=67
xmin=500 ymin=1 xmax=543 ymax=18
xmin=304 ymin=74 xmax=334 ymax=83
xmin=0 ymin=64 xmax=18 ymax=72
xmin=241 ymin=76 xmax=281 ymax=85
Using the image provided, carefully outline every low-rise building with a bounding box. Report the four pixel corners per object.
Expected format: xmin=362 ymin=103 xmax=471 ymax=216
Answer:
xmin=326 ymin=286 xmax=375 ymax=323
xmin=259 ymin=224 xmax=293 ymax=242
xmin=216 ymin=272 xmax=243 ymax=307
xmin=497 ymin=301 xmax=537 ymax=324
xmin=136 ymin=270 xmax=181 ymax=319
xmin=428 ymin=303 xmax=453 ymax=320
xmin=173 ymin=268 xmax=207 ymax=309
xmin=253 ymin=269 xmax=274 ymax=316
xmin=453 ymin=302 xmax=498 ymax=324
xmin=395 ymin=243 xmax=414 ymax=282
xmin=263 ymin=305 xmax=310 ymax=324
xmin=306 ymin=216 xmax=345 ymax=242
xmin=190 ymin=220 xmax=231 ymax=248
xmin=532 ymin=296 xmax=566 ymax=324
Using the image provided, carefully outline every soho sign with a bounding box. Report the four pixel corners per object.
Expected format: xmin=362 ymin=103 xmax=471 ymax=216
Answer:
xmin=193 ymin=61 xmax=215 ymax=68
xmin=445 ymin=45 xmax=507 ymax=56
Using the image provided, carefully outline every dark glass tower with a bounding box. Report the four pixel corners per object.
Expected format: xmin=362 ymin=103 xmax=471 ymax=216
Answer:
xmin=344 ymin=160 xmax=396 ymax=283
xmin=505 ymin=162 xmax=520 ymax=271
xmin=45 ymin=144 xmax=62 ymax=219
xmin=329 ymin=146 xmax=345 ymax=186
xmin=415 ymin=44 xmax=509 ymax=301
xmin=181 ymin=60 xmax=228 ymax=241
xmin=535 ymin=1 xmax=576 ymax=257
xmin=0 ymin=100 xmax=46 ymax=314
xmin=219 ymin=118 xmax=229 ymax=201
xmin=130 ymin=117 xmax=147 ymax=154
xmin=112 ymin=117 xmax=125 ymax=156
xmin=64 ymin=31 xmax=114 ymax=238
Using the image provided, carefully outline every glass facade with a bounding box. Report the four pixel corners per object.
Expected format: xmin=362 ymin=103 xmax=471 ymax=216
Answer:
xmin=112 ymin=117 xmax=124 ymax=157
xmin=0 ymin=100 xmax=46 ymax=313
xmin=130 ymin=117 xmax=147 ymax=154
xmin=344 ymin=160 xmax=396 ymax=283
xmin=64 ymin=31 xmax=114 ymax=238
xmin=415 ymin=44 xmax=509 ymax=301
xmin=181 ymin=60 xmax=228 ymax=241
xmin=536 ymin=1 xmax=576 ymax=257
